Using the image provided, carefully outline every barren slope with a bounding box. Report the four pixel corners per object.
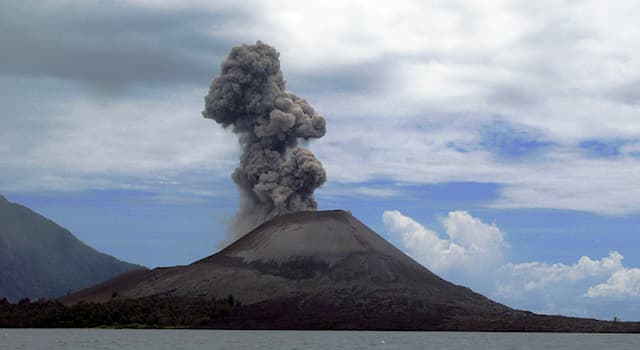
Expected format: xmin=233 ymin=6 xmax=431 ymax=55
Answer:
xmin=63 ymin=211 xmax=490 ymax=306
xmin=61 ymin=210 xmax=640 ymax=331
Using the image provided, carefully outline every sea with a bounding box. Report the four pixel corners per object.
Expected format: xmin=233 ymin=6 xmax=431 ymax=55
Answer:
xmin=2 ymin=329 xmax=639 ymax=350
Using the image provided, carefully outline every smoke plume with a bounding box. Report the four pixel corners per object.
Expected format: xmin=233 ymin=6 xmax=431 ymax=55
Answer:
xmin=203 ymin=41 xmax=327 ymax=238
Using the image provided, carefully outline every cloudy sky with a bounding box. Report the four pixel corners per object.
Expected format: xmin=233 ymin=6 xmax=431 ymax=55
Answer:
xmin=2 ymin=0 xmax=640 ymax=320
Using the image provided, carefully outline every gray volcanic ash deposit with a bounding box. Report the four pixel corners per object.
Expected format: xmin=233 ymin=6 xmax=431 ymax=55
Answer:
xmin=64 ymin=211 xmax=444 ymax=305
xmin=203 ymin=41 xmax=327 ymax=238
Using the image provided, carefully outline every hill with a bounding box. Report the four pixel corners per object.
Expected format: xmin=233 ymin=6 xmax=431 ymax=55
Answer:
xmin=0 ymin=195 xmax=144 ymax=302
xmin=63 ymin=210 xmax=640 ymax=332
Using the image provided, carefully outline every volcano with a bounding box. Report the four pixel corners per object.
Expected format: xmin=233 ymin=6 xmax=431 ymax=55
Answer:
xmin=63 ymin=210 xmax=640 ymax=331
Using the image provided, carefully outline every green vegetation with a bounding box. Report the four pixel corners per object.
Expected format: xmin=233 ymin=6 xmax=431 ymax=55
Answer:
xmin=0 ymin=295 xmax=239 ymax=328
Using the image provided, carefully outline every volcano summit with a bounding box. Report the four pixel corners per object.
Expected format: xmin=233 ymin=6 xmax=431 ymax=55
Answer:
xmin=63 ymin=210 xmax=640 ymax=331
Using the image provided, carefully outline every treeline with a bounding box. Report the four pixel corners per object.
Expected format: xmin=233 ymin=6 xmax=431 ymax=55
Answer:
xmin=0 ymin=295 xmax=239 ymax=328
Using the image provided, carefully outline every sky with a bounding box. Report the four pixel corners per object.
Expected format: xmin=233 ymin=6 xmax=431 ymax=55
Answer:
xmin=1 ymin=0 xmax=639 ymax=320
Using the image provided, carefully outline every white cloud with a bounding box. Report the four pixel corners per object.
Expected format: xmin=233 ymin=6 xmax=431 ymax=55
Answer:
xmin=349 ymin=187 xmax=401 ymax=198
xmin=252 ymin=0 xmax=640 ymax=215
xmin=125 ymin=0 xmax=640 ymax=141
xmin=223 ymin=0 xmax=640 ymax=139
xmin=2 ymin=0 xmax=640 ymax=215
xmin=0 ymin=80 xmax=238 ymax=194
xmin=382 ymin=210 xmax=506 ymax=274
xmin=586 ymin=268 xmax=640 ymax=298
xmin=498 ymin=252 xmax=624 ymax=294
xmin=383 ymin=210 xmax=640 ymax=318
xmin=316 ymin=117 xmax=640 ymax=215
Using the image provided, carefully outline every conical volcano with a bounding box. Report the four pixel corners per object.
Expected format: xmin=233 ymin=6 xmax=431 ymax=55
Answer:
xmin=63 ymin=210 xmax=640 ymax=331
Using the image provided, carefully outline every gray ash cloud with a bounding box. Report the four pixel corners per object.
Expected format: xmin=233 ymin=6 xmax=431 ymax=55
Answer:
xmin=203 ymin=41 xmax=326 ymax=238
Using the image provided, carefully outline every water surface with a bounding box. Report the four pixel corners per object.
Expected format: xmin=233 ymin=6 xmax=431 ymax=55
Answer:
xmin=2 ymin=329 xmax=639 ymax=350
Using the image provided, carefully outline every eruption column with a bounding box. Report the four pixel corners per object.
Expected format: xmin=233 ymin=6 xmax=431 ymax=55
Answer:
xmin=203 ymin=41 xmax=327 ymax=238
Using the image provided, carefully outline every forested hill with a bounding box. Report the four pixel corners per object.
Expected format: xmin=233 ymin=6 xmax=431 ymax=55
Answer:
xmin=0 ymin=195 xmax=144 ymax=302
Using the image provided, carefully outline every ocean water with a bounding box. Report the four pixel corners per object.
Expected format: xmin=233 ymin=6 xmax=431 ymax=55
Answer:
xmin=1 ymin=329 xmax=639 ymax=350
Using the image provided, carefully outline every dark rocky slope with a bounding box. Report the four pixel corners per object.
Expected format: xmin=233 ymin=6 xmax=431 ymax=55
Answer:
xmin=0 ymin=195 xmax=144 ymax=301
xmin=63 ymin=210 xmax=640 ymax=332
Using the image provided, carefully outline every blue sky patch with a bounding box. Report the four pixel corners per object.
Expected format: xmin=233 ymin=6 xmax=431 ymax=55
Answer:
xmin=579 ymin=139 xmax=626 ymax=157
xmin=479 ymin=120 xmax=553 ymax=159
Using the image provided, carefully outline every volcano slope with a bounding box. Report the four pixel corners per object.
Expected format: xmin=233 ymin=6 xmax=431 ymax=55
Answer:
xmin=63 ymin=210 xmax=640 ymax=331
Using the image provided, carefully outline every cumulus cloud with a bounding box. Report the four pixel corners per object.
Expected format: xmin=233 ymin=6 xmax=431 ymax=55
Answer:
xmin=382 ymin=210 xmax=506 ymax=275
xmin=383 ymin=210 xmax=640 ymax=318
xmin=497 ymin=252 xmax=624 ymax=294
xmin=586 ymin=268 xmax=640 ymax=298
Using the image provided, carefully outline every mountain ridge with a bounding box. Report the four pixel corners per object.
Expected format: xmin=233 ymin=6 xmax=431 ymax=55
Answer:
xmin=0 ymin=194 xmax=144 ymax=302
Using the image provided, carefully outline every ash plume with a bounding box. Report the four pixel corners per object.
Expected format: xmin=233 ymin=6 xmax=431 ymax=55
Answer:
xmin=203 ymin=41 xmax=327 ymax=238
